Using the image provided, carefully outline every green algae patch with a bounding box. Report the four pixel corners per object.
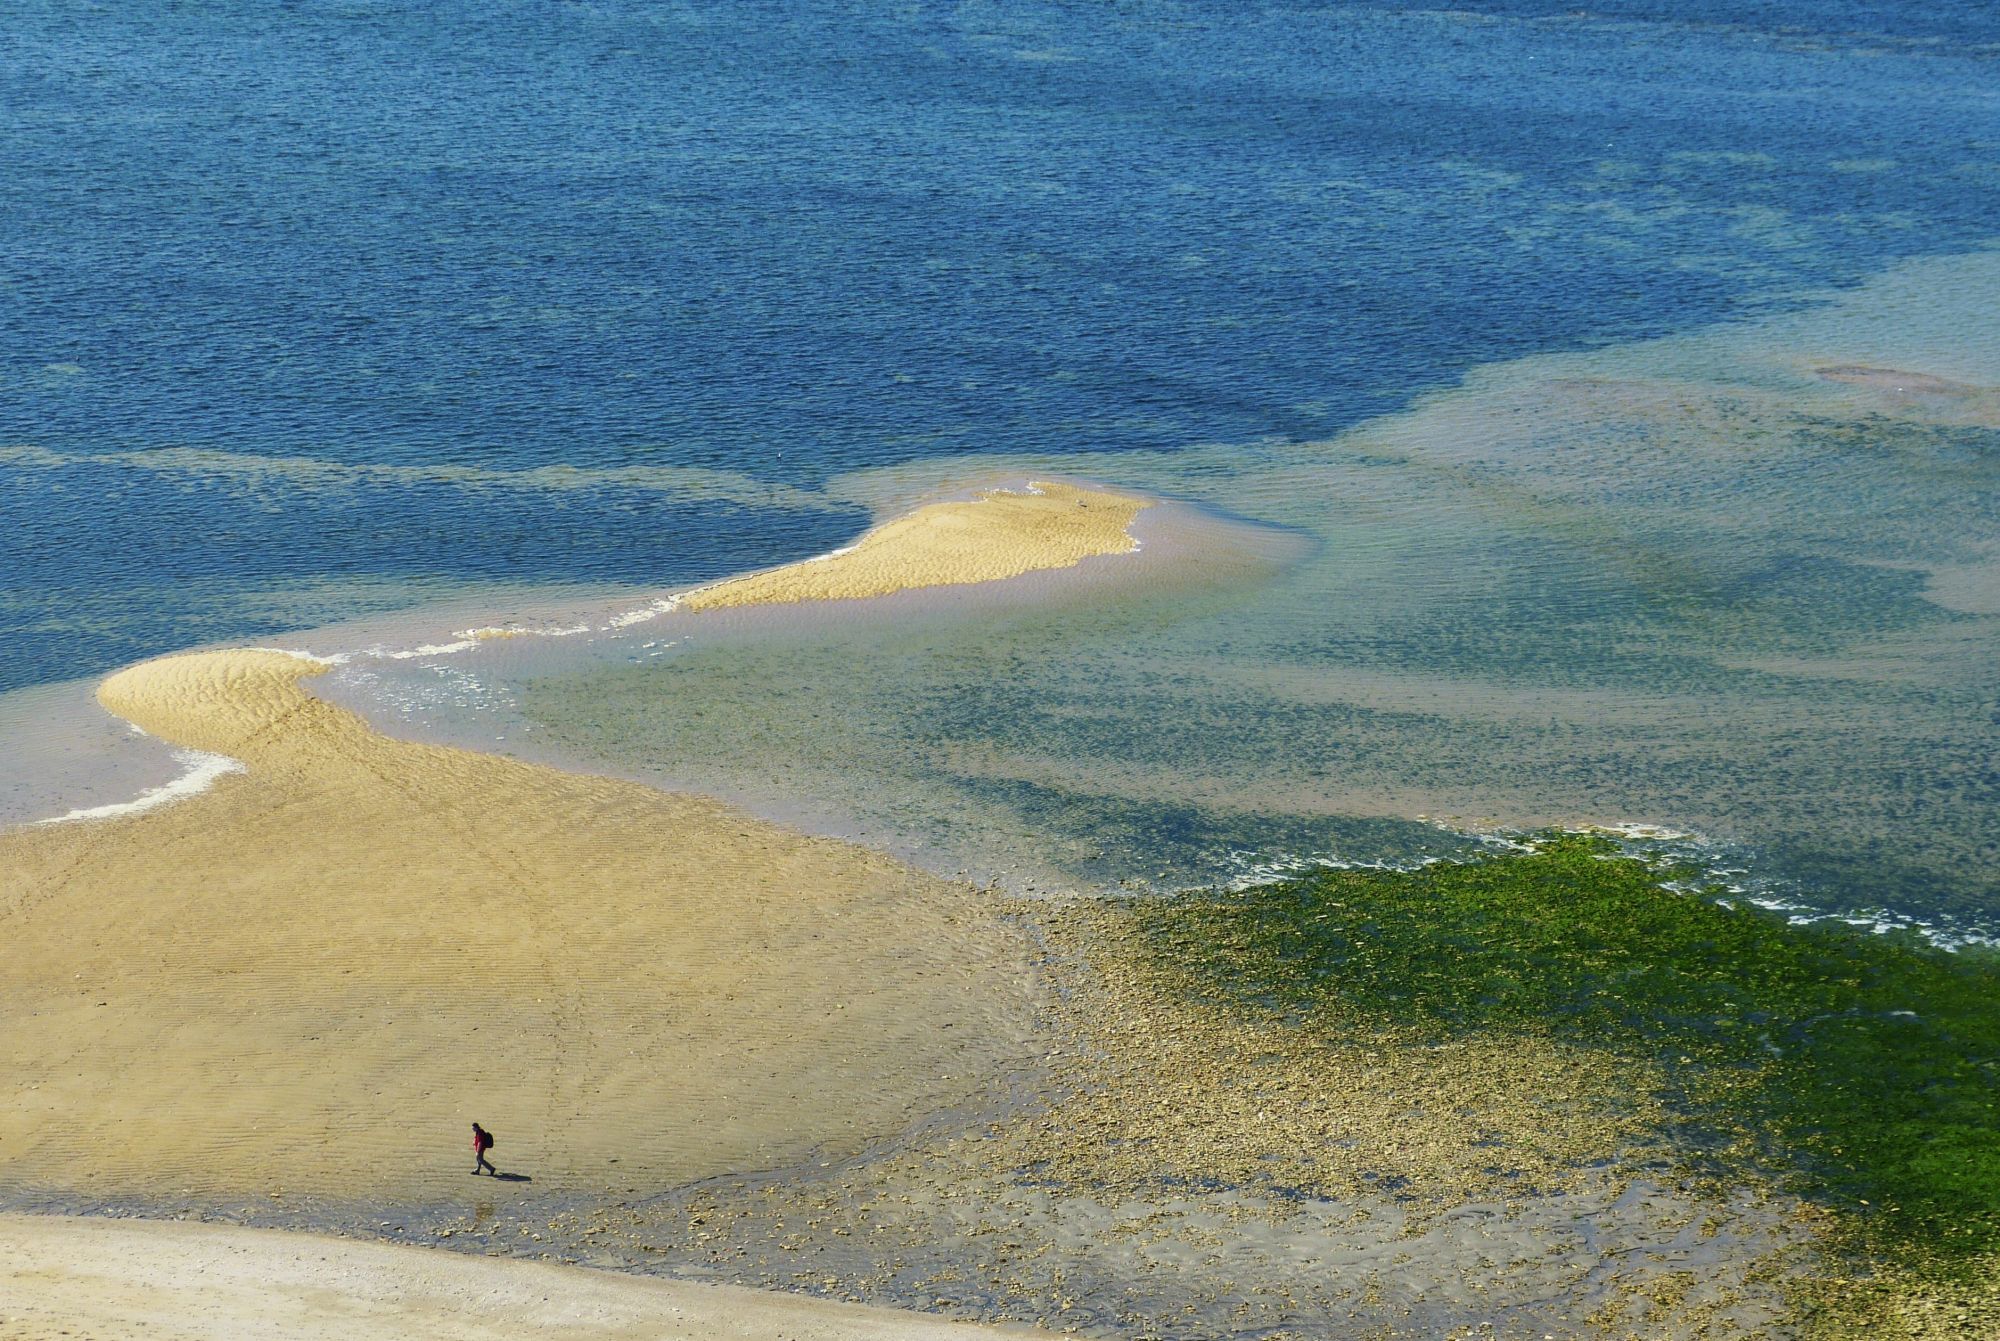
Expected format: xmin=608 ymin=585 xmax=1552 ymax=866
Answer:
xmin=1134 ymin=835 xmax=2000 ymax=1305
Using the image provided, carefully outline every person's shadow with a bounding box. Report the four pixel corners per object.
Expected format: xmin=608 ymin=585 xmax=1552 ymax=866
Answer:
xmin=491 ymin=1171 xmax=532 ymax=1182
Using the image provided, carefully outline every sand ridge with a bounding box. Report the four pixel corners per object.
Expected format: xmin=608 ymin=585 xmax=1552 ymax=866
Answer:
xmin=0 ymin=479 xmax=1170 ymax=1200
xmin=0 ymin=648 xmax=1039 ymax=1200
xmin=0 ymin=1214 xmax=1058 ymax=1341
xmin=680 ymin=480 xmax=1148 ymax=611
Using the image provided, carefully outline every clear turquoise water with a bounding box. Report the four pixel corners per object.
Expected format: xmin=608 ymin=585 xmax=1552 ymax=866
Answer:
xmin=3 ymin=2 xmax=1996 ymax=923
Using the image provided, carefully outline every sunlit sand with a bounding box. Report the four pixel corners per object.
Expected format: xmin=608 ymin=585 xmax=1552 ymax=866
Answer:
xmin=0 ymin=1215 xmax=1055 ymax=1341
xmin=682 ymin=480 xmax=1148 ymax=610
xmin=0 ymin=481 xmax=1156 ymax=1206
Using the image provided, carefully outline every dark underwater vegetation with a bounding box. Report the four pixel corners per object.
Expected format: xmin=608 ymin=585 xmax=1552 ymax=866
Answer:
xmin=1134 ymin=833 xmax=2000 ymax=1317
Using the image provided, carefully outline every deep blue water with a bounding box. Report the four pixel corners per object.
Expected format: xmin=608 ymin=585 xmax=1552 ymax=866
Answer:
xmin=3 ymin=0 xmax=1998 ymax=691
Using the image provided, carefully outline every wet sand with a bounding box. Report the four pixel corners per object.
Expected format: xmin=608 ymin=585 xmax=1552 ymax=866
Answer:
xmin=0 ymin=1214 xmax=1057 ymax=1341
xmin=0 ymin=479 xmax=1827 ymax=1336
xmin=407 ymin=897 xmax=1813 ymax=1339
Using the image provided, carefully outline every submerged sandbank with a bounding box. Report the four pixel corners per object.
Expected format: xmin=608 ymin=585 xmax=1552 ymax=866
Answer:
xmin=0 ymin=1214 xmax=1056 ymax=1341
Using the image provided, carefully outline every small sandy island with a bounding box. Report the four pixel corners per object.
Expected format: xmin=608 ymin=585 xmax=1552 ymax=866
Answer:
xmin=682 ymin=480 xmax=1148 ymax=610
xmin=1810 ymin=363 xmax=2000 ymax=426
xmin=1813 ymin=364 xmax=1977 ymax=395
xmin=0 ymin=1215 xmax=1055 ymax=1341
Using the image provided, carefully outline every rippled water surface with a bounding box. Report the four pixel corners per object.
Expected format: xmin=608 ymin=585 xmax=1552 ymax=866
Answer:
xmin=3 ymin=1 xmax=1997 ymax=923
xmin=504 ymin=253 xmax=2000 ymax=924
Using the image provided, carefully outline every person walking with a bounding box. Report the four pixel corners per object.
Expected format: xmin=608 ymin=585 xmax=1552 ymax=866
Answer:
xmin=471 ymin=1121 xmax=496 ymax=1176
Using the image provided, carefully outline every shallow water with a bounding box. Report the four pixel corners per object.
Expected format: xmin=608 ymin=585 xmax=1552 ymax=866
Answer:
xmin=4 ymin=4 xmax=1998 ymax=926
xmin=486 ymin=252 xmax=1997 ymax=927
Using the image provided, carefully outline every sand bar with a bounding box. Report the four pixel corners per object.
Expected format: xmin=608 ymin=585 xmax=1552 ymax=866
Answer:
xmin=0 ymin=647 xmax=1036 ymax=1200
xmin=0 ymin=1214 xmax=1055 ymax=1341
xmin=0 ymin=480 xmax=1167 ymax=1200
xmin=681 ymin=480 xmax=1147 ymax=610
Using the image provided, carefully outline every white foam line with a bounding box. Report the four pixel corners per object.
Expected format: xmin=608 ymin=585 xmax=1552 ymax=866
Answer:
xmin=1224 ymin=852 xmax=1443 ymax=893
xmin=35 ymin=747 xmax=245 ymax=825
xmin=601 ymin=534 xmax=869 ymax=625
xmin=1740 ymin=894 xmax=2000 ymax=951
xmin=1566 ymin=820 xmax=1695 ymax=842
xmin=455 ymin=622 xmax=593 ymax=641
xmin=605 ymin=593 xmax=683 ymax=630
xmin=339 ymin=619 xmax=608 ymax=663
xmin=802 ymin=543 xmax=861 ymax=564
xmin=1255 ymin=818 xmax=2000 ymax=954
xmin=372 ymin=640 xmax=479 ymax=660
xmin=242 ymin=646 xmax=349 ymax=666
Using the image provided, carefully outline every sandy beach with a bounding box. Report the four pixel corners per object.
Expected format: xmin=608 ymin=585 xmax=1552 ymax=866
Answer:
xmin=0 ymin=481 xmax=1148 ymax=1204
xmin=0 ymin=644 xmax=1041 ymax=1201
xmin=0 ymin=480 xmax=1821 ymax=1335
xmin=0 ymin=1214 xmax=1057 ymax=1340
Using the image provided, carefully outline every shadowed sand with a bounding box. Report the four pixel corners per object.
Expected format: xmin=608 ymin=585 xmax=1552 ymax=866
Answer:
xmin=0 ymin=1215 xmax=1057 ymax=1341
xmin=682 ymin=480 xmax=1147 ymax=610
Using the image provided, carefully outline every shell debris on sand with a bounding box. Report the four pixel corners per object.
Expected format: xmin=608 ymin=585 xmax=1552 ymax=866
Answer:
xmin=478 ymin=897 xmax=1817 ymax=1340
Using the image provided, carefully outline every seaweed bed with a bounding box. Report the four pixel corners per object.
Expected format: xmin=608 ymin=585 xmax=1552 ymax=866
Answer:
xmin=1134 ymin=833 xmax=2000 ymax=1332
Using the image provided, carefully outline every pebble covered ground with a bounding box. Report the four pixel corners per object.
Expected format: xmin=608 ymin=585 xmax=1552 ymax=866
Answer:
xmin=363 ymin=896 xmax=1821 ymax=1340
xmin=36 ymin=886 xmax=1994 ymax=1338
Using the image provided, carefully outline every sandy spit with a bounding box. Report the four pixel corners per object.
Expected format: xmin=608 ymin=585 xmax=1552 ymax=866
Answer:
xmin=0 ymin=479 xmax=1162 ymax=1201
xmin=0 ymin=647 xmax=1039 ymax=1200
xmin=0 ymin=1214 xmax=1056 ymax=1341
xmin=681 ymin=480 xmax=1148 ymax=610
